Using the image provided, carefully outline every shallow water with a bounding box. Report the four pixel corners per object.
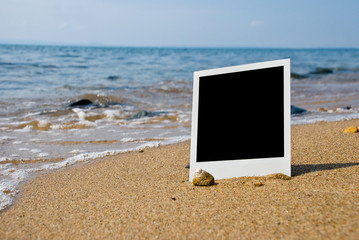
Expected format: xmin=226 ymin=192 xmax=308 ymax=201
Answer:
xmin=1 ymin=44 xmax=359 ymax=210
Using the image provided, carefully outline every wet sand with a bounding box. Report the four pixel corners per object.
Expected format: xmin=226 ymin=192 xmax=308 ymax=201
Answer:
xmin=0 ymin=119 xmax=359 ymax=239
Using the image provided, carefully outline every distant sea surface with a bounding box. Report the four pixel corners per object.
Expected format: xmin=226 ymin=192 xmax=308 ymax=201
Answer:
xmin=1 ymin=44 xmax=359 ymax=210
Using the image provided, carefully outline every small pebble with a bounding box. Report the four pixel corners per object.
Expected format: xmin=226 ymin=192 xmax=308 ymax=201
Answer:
xmin=253 ymin=182 xmax=264 ymax=187
xmin=266 ymin=173 xmax=291 ymax=180
xmin=343 ymin=126 xmax=358 ymax=133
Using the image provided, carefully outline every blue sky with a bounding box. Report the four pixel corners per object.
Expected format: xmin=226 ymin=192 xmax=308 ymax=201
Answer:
xmin=0 ymin=0 xmax=358 ymax=48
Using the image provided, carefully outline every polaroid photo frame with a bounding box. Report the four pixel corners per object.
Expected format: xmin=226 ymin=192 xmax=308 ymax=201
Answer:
xmin=189 ymin=59 xmax=291 ymax=181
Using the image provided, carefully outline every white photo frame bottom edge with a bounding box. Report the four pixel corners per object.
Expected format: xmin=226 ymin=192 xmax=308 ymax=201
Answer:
xmin=189 ymin=158 xmax=291 ymax=181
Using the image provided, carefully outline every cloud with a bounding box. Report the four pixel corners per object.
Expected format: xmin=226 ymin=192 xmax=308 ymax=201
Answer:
xmin=250 ymin=20 xmax=264 ymax=27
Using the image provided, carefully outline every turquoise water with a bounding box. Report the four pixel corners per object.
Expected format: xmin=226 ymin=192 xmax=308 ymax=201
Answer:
xmin=1 ymin=45 xmax=359 ymax=98
xmin=1 ymin=44 xmax=359 ymax=210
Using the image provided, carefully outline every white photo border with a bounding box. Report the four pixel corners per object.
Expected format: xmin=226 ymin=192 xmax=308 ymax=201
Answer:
xmin=189 ymin=59 xmax=291 ymax=181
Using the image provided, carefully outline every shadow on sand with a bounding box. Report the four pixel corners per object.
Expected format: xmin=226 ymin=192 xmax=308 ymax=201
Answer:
xmin=292 ymin=162 xmax=359 ymax=176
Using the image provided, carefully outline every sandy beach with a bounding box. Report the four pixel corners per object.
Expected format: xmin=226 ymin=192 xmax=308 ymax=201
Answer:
xmin=0 ymin=119 xmax=358 ymax=239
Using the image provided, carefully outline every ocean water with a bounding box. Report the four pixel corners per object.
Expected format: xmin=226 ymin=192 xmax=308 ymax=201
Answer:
xmin=1 ymin=44 xmax=359 ymax=210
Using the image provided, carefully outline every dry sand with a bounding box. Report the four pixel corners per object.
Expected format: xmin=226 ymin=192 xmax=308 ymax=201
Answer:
xmin=1 ymin=119 xmax=359 ymax=239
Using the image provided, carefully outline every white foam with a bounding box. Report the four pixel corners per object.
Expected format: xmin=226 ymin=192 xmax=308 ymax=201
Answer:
xmin=72 ymin=108 xmax=86 ymax=121
xmin=69 ymin=149 xmax=86 ymax=154
xmin=0 ymin=185 xmax=17 ymax=210
xmin=0 ymin=170 xmax=28 ymax=210
xmin=22 ymin=101 xmax=37 ymax=107
xmin=38 ymin=152 xmax=50 ymax=157
xmin=79 ymin=120 xmax=97 ymax=128
xmin=14 ymin=125 xmax=33 ymax=132
xmin=0 ymin=157 xmax=9 ymax=162
xmin=0 ymin=136 xmax=16 ymax=141
xmin=80 ymin=133 xmax=90 ymax=137
xmin=24 ymin=111 xmax=42 ymax=117
xmin=103 ymin=109 xmax=121 ymax=120
xmin=18 ymin=148 xmax=30 ymax=151
xmin=291 ymin=112 xmax=359 ymax=125
xmin=121 ymin=137 xmax=144 ymax=142
xmin=51 ymin=124 xmax=62 ymax=130
xmin=30 ymin=149 xmax=42 ymax=153
xmin=38 ymin=120 xmax=50 ymax=128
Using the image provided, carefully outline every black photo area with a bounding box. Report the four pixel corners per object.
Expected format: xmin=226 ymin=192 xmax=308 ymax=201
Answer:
xmin=196 ymin=66 xmax=284 ymax=162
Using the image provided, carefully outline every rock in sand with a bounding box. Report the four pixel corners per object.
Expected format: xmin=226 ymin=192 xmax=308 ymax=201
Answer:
xmin=266 ymin=173 xmax=291 ymax=180
xmin=193 ymin=168 xmax=215 ymax=186
xmin=343 ymin=126 xmax=358 ymax=133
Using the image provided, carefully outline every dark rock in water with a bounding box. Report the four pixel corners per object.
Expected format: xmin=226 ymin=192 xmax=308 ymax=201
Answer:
xmin=310 ymin=67 xmax=333 ymax=75
xmin=339 ymin=106 xmax=352 ymax=110
xmin=291 ymin=72 xmax=308 ymax=79
xmin=68 ymin=99 xmax=94 ymax=108
xmin=107 ymin=75 xmax=121 ymax=80
xmin=126 ymin=110 xmax=153 ymax=120
xmin=68 ymin=99 xmax=124 ymax=109
xmin=126 ymin=110 xmax=169 ymax=120
xmin=291 ymin=105 xmax=307 ymax=115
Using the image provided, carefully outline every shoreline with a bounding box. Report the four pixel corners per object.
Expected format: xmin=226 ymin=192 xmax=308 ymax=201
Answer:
xmin=1 ymin=119 xmax=359 ymax=239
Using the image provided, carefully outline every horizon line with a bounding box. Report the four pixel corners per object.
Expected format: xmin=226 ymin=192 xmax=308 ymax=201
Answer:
xmin=0 ymin=40 xmax=358 ymax=50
